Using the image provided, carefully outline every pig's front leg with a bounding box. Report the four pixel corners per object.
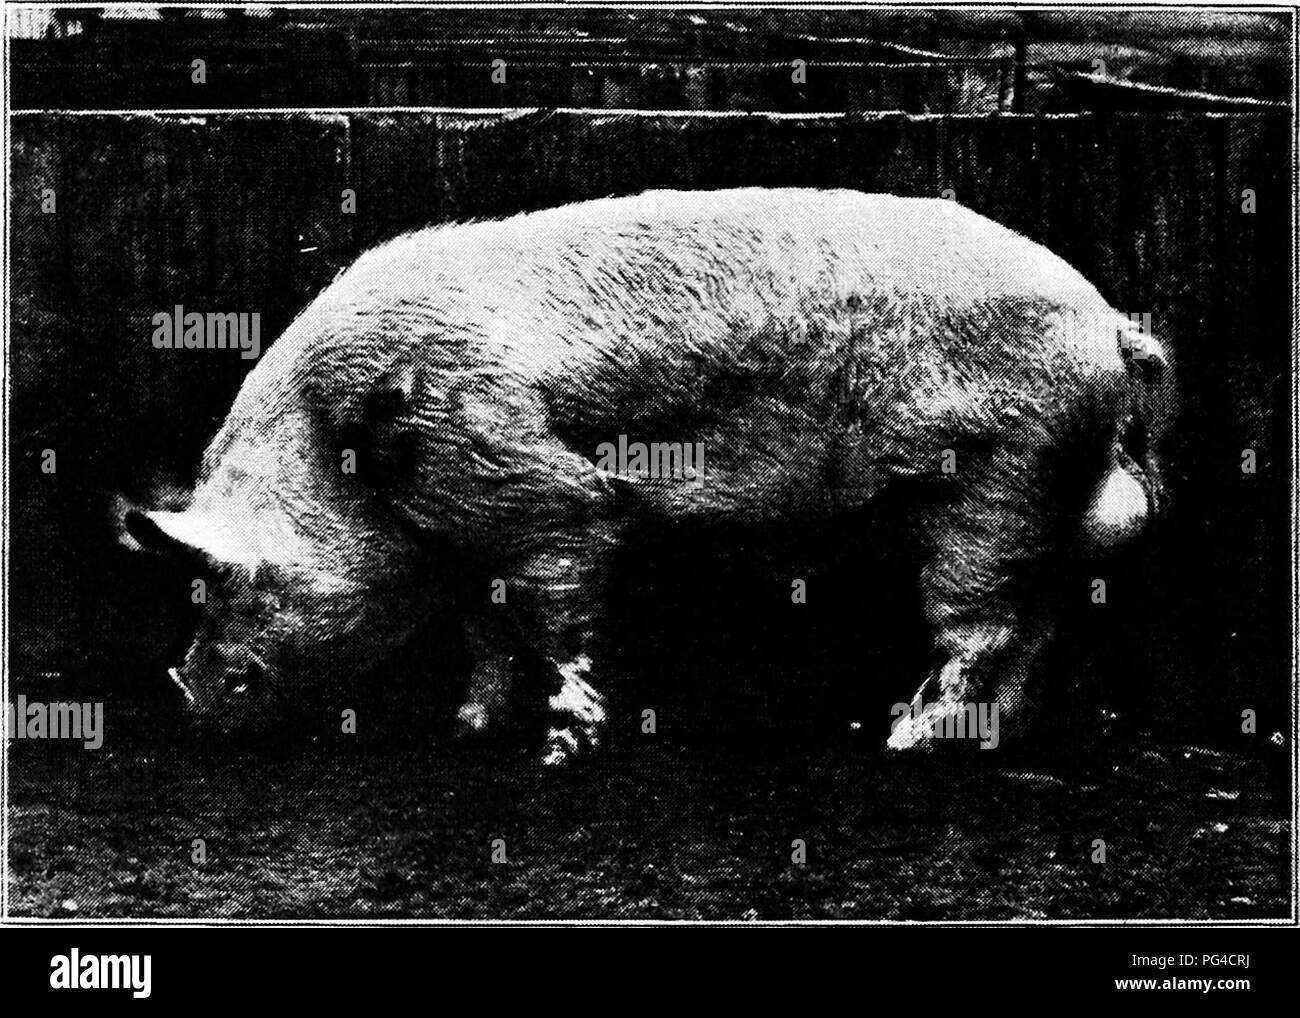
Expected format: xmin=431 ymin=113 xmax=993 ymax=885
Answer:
xmin=541 ymin=651 xmax=606 ymax=766
xmin=508 ymin=529 xmax=617 ymax=766
xmin=455 ymin=616 xmax=515 ymax=735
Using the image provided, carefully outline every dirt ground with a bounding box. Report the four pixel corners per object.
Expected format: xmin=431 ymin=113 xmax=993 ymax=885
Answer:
xmin=8 ymin=710 xmax=1290 ymax=920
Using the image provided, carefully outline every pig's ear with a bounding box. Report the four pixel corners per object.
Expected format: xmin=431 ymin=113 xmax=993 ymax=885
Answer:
xmin=123 ymin=508 xmax=254 ymax=566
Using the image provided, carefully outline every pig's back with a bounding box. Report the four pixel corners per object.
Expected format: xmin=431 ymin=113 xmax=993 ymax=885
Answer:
xmin=495 ymin=188 xmax=1106 ymax=317
xmin=405 ymin=189 xmax=1116 ymax=357
xmin=461 ymin=189 xmax=1124 ymax=448
xmin=265 ymin=187 xmax=1121 ymax=409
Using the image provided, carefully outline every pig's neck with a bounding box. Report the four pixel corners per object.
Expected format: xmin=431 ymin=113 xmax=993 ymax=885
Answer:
xmin=196 ymin=454 xmax=414 ymax=592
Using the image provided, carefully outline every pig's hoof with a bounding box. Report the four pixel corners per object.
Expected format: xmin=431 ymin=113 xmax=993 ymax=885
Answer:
xmin=540 ymin=720 xmax=603 ymax=767
xmin=540 ymin=656 xmax=606 ymax=765
xmin=886 ymin=704 xmax=957 ymax=752
xmin=886 ymin=716 xmax=933 ymax=751
xmin=455 ymin=702 xmax=490 ymax=736
xmin=541 ymin=727 xmax=580 ymax=766
xmin=888 ymin=700 xmax=997 ymax=752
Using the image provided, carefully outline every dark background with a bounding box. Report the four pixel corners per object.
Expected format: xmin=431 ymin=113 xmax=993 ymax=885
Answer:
xmin=5 ymin=6 xmax=1293 ymax=919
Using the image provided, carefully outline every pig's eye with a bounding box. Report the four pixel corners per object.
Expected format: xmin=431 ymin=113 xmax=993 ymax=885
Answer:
xmin=225 ymin=663 xmax=263 ymax=698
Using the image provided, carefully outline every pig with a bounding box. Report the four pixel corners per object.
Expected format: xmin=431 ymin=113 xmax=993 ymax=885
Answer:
xmin=125 ymin=188 xmax=1171 ymax=763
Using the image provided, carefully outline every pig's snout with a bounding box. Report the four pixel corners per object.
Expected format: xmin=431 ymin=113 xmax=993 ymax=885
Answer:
xmin=166 ymin=653 xmax=282 ymax=736
xmin=223 ymin=660 xmax=264 ymax=700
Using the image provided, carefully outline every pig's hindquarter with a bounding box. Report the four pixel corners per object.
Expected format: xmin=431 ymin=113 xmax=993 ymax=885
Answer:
xmin=468 ymin=299 xmax=1115 ymax=756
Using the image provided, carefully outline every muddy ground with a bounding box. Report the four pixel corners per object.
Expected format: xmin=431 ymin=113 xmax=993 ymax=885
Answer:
xmin=8 ymin=712 xmax=1290 ymax=920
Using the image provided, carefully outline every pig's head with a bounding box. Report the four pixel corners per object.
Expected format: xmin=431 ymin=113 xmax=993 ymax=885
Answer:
xmin=124 ymin=498 xmax=423 ymax=734
xmin=120 ymin=299 xmax=464 ymax=734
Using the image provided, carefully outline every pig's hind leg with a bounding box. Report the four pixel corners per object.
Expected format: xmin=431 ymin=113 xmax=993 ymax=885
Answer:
xmin=888 ymin=471 xmax=1053 ymax=751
